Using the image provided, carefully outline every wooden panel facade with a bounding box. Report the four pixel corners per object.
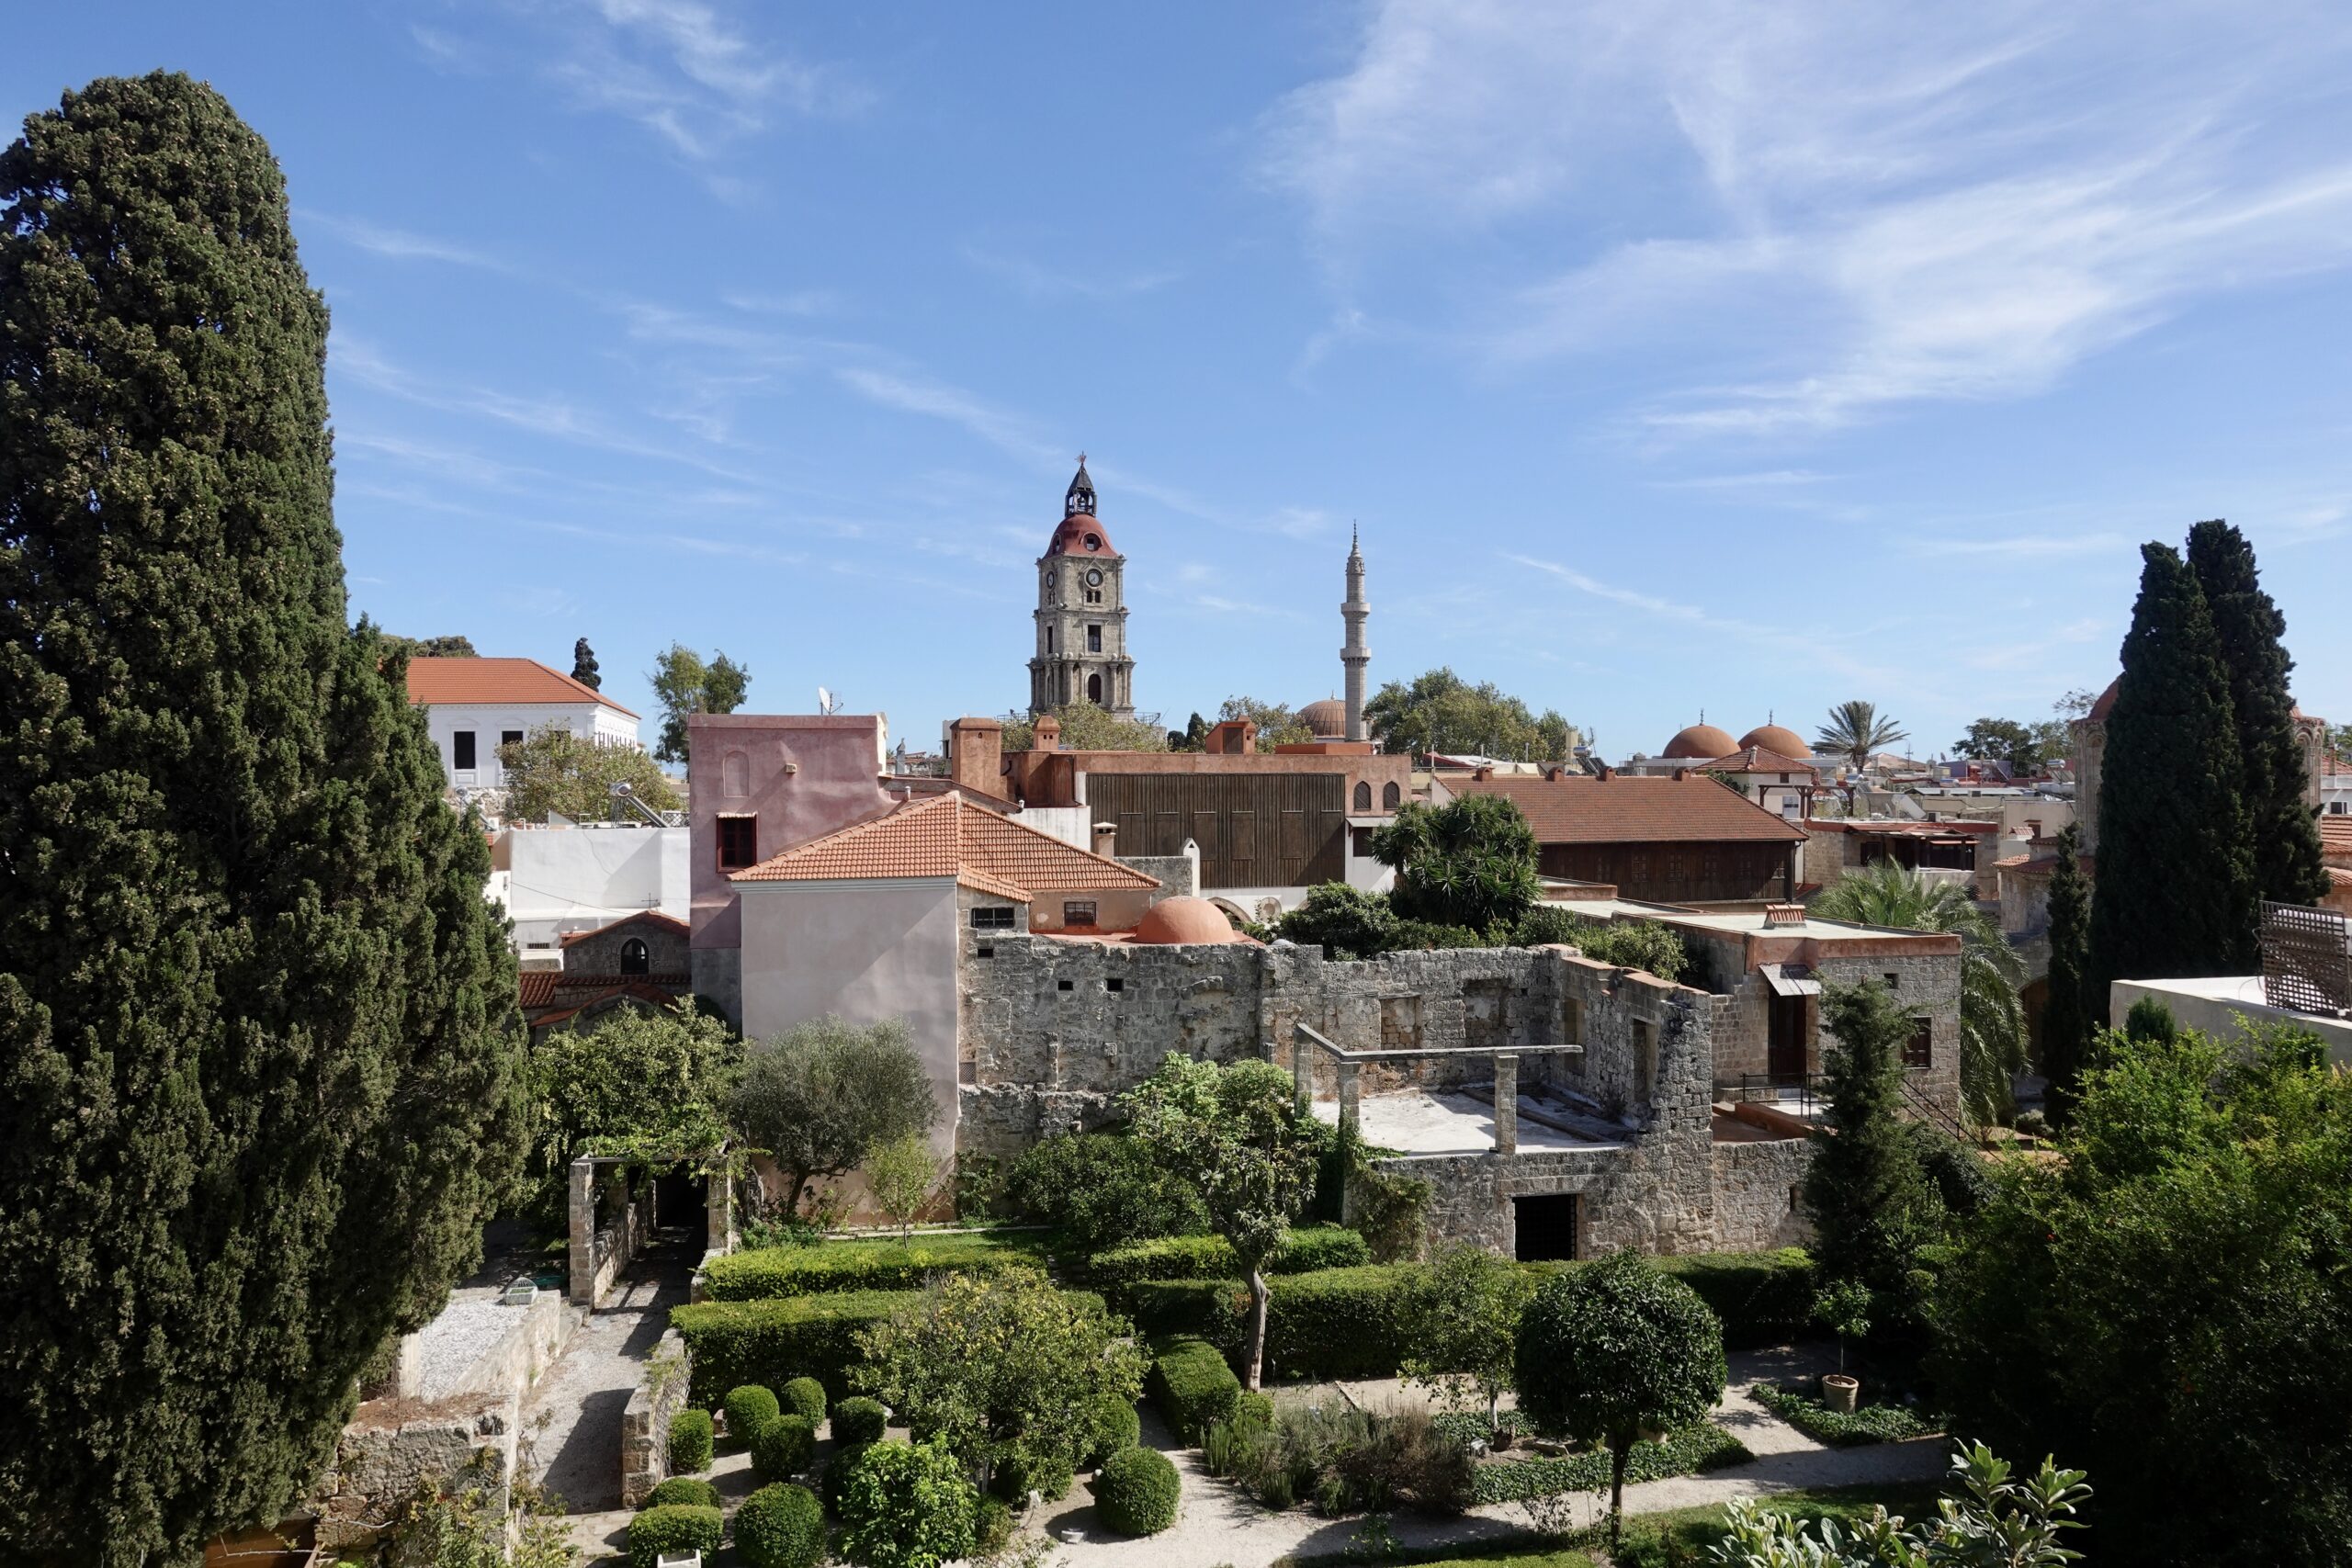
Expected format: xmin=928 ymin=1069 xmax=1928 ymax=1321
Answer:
xmin=1090 ymin=772 xmax=1347 ymax=888
xmin=1536 ymin=840 xmax=1794 ymax=903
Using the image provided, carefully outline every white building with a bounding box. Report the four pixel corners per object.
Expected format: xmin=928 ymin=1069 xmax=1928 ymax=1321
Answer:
xmin=493 ymin=822 xmax=693 ymax=952
xmin=402 ymin=657 xmax=640 ymax=797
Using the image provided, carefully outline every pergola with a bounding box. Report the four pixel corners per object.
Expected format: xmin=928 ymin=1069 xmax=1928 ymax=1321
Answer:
xmin=1288 ymin=1021 xmax=1585 ymax=1156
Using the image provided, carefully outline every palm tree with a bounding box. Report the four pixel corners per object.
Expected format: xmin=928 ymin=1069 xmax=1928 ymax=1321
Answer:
xmin=1812 ymin=861 xmax=2027 ymax=1126
xmin=1815 ymin=700 xmax=1908 ymax=775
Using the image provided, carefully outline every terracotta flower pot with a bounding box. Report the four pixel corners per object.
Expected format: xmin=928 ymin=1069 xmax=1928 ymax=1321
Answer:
xmin=1821 ymin=1373 xmax=1860 ymax=1414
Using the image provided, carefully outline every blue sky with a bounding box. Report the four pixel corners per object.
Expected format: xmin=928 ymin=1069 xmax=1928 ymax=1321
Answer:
xmin=13 ymin=2 xmax=2352 ymax=761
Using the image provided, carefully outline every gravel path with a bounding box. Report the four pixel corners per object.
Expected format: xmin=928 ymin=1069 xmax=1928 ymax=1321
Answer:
xmin=521 ymin=1231 xmax=693 ymax=1517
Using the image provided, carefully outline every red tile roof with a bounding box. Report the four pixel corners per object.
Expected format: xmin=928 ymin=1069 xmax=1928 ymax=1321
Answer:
xmin=1697 ymin=746 xmax=1819 ymax=777
xmin=2320 ymin=816 xmax=2352 ymax=858
xmin=531 ymin=980 xmax=687 ymax=1029
xmin=402 ymin=657 xmax=638 ymax=717
xmin=521 ymin=970 xmax=688 ymax=1008
xmin=558 ymin=910 xmax=692 ymax=947
xmin=1450 ymin=773 xmax=1805 ymax=845
xmin=729 ymin=793 xmax=1159 ymax=901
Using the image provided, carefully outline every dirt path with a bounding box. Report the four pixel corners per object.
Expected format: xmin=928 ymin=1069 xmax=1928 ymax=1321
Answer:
xmin=520 ymin=1230 xmax=693 ymax=1520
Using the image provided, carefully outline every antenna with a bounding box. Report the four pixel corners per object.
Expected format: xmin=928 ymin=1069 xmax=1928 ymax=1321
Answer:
xmin=817 ymin=686 xmax=840 ymax=716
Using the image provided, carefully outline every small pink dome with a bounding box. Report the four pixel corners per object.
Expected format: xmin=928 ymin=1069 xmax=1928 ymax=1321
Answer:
xmin=1133 ymin=897 xmax=1243 ymax=945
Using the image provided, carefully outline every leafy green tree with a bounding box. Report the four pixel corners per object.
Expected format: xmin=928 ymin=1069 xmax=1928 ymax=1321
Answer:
xmin=1123 ymin=1054 xmax=1323 ymax=1390
xmin=1216 ymin=694 xmax=1314 ymax=750
xmin=2039 ymin=824 xmax=2093 ymax=1128
xmin=1803 ymin=982 xmax=1945 ymax=1299
xmin=1931 ymin=1022 xmax=2350 ymax=1565
xmin=1511 ymin=908 xmax=1690 ymax=981
xmin=999 ymin=1132 xmax=1205 ymax=1251
xmin=863 ymin=1133 xmax=941 ymax=1241
xmin=1001 ymin=701 xmax=1169 ymax=753
xmin=1401 ymin=1245 xmax=1536 ymax=1432
xmin=2086 ymin=543 xmax=2256 ymax=1019
xmin=498 ymin=722 xmax=681 ymax=823
xmin=0 ymin=73 xmax=524 ymax=1564
xmin=1513 ymin=1252 xmax=1726 ymax=1548
xmin=856 ymin=1267 xmax=1146 ymax=1492
xmin=1811 ymin=862 xmax=2026 ymax=1125
xmin=571 ymin=637 xmax=601 ymax=691
xmin=1951 ymin=717 xmax=2044 ymax=773
xmin=2188 ymin=519 xmax=2329 ymax=908
xmin=1363 ymin=667 xmax=1576 ymax=760
xmin=1711 ymin=1444 xmax=2089 ymax=1568
xmin=730 ymin=1016 xmax=938 ymax=1218
xmin=526 ymin=1005 xmax=741 ymax=1214
xmin=1810 ymin=1279 xmax=1871 ymax=1375
xmin=386 ymin=632 xmax=481 ymax=659
xmin=1166 ymin=711 xmax=1211 ymax=751
xmin=1814 ymin=700 xmax=1907 ymax=773
xmin=1277 ymin=883 xmax=1403 ymax=958
xmin=835 ymin=1438 xmax=977 ymax=1568
xmin=1373 ymin=795 xmax=1542 ymax=932
xmin=649 ymin=642 xmax=751 ymax=764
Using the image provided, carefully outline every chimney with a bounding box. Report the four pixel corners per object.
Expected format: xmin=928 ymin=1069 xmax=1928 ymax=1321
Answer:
xmin=1672 ymin=767 xmax=1688 ymax=782
xmin=947 ymin=716 xmax=1003 ymax=800
xmin=1763 ymin=903 xmax=1805 ymax=928
xmin=1473 ymin=764 xmax=1493 ymax=781
xmin=1596 ymin=764 xmax=1612 ymax=781
xmin=1034 ymin=714 xmax=1062 ymax=751
xmin=1092 ymin=821 xmax=1117 ymax=858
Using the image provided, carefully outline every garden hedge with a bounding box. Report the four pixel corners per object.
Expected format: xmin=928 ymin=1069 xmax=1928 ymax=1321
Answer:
xmin=665 ymin=1407 xmax=713 ymax=1474
xmin=733 ymin=1482 xmax=824 ymax=1568
xmin=832 ymin=1395 xmax=888 ymax=1446
xmin=1093 ymin=1445 xmax=1182 ymax=1535
xmin=673 ymin=1291 xmax=919 ymax=1405
xmin=752 ymin=1413 xmax=817 ymax=1483
xmin=1469 ymin=1421 xmax=1750 ymax=1504
xmin=641 ymin=1476 xmax=720 ymax=1510
xmin=626 ymin=1504 xmax=721 ymax=1568
xmin=724 ymin=1384 xmax=782 ymax=1443
xmin=1086 ymin=1224 xmax=1371 ymax=1301
xmin=1653 ymin=1249 xmax=1815 ymax=1349
xmin=780 ymin=1375 xmax=828 ymax=1423
xmin=699 ymin=1234 xmax=1040 ymax=1301
xmin=1147 ymin=1336 xmax=1242 ymax=1444
xmin=1085 ymin=1393 xmax=1142 ymax=1470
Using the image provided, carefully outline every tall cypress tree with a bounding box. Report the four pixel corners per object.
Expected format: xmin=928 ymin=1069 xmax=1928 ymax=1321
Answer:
xmin=2084 ymin=543 xmax=2255 ymax=1021
xmin=2039 ymin=824 xmax=2093 ymax=1128
xmin=0 ymin=74 xmax=522 ymax=1564
xmin=2187 ymin=519 xmax=2329 ymax=908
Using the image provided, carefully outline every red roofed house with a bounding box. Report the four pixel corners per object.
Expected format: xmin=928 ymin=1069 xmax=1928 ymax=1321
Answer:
xmin=1441 ymin=769 xmax=1808 ymax=905
xmin=518 ymin=909 xmax=693 ymax=1041
xmin=401 ymin=656 xmax=640 ymax=796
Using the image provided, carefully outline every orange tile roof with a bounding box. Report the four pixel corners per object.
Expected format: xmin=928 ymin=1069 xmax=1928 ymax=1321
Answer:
xmin=2321 ymin=816 xmax=2352 ymax=858
xmin=402 ymin=657 xmax=638 ymax=717
xmin=1450 ymin=773 xmax=1805 ymax=845
xmin=1697 ymin=746 xmax=1819 ymax=776
xmin=558 ymin=910 xmax=691 ymax=946
xmin=729 ymin=793 xmax=1159 ymax=901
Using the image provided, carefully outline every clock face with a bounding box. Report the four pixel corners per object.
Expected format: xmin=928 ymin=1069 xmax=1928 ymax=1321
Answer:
xmin=1086 ymin=569 xmax=1104 ymax=587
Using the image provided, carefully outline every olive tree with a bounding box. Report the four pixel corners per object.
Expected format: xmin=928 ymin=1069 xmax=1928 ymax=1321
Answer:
xmin=1514 ymin=1252 xmax=1726 ymax=1548
xmin=730 ymin=1016 xmax=937 ymax=1217
xmin=1122 ymin=1053 xmax=1322 ymax=1390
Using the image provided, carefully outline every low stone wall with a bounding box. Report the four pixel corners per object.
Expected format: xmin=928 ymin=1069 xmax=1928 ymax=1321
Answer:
xmin=619 ymin=1328 xmax=695 ymax=1506
xmin=313 ymin=1390 xmax=518 ymax=1551
xmin=1710 ymin=1136 xmax=1814 ymax=1250
xmin=450 ymin=1288 xmax=575 ymax=1401
xmin=571 ymin=1160 xmax=656 ymax=1305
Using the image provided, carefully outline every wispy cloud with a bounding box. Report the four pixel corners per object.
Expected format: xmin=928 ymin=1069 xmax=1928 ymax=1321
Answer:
xmin=960 ymin=242 xmax=1181 ymax=302
xmin=835 ymin=367 xmax=1066 ymax=468
xmin=1505 ymin=550 xmax=1892 ymax=681
xmin=1905 ymin=532 xmax=2129 ymax=559
xmin=304 ymin=212 xmax=514 ymax=273
xmin=1267 ymin=3 xmax=2352 ymax=433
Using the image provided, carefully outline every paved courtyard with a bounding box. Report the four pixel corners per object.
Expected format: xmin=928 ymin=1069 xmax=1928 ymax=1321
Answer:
xmin=521 ymin=1230 xmax=693 ymax=1522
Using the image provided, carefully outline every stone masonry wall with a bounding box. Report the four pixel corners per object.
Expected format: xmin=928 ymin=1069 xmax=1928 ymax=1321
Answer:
xmin=1710 ymin=1136 xmax=1815 ymax=1251
xmin=313 ymin=1391 xmax=518 ymax=1550
xmin=619 ymin=1328 xmax=694 ymax=1506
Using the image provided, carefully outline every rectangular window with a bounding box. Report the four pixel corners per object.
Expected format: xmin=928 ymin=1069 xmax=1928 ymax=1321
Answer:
xmin=1063 ymin=900 xmax=1098 ymax=926
xmin=1883 ymin=972 xmax=1900 ymax=991
xmin=717 ymin=815 xmax=758 ymax=869
xmin=1106 ymin=977 xmax=1125 ymax=993
xmin=1904 ymin=1017 xmax=1934 ymax=1069
xmin=452 ymin=730 xmax=477 ymax=770
xmin=975 ymin=945 xmax=995 ymax=959
xmin=1350 ymin=826 xmax=1375 ymax=858
xmin=1086 ymin=625 xmax=1102 ymax=653
xmin=1057 ymin=979 xmax=1075 ymax=992
xmin=969 ymin=906 xmax=1015 ymax=930
xmin=501 ymin=729 xmax=525 ymax=750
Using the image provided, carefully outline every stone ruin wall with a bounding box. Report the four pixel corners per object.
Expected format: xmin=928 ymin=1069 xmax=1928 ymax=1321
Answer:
xmin=312 ymin=1391 xmax=518 ymax=1551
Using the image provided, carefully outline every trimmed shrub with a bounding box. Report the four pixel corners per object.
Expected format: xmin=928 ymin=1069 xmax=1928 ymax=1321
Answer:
xmin=666 ymin=1408 xmax=714 ymax=1474
xmin=1469 ymin=1421 xmax=1750 ymax=1504
xmin=1147 ymin=1336 xmax=1241 ymax=1444
xmin=733 ymin=1483 xmax=824 ymax=1568
xmin=1654 ymin=1249 xmax=1815 ymax=1349
xmin=724 ymin=1384 xmax=782 ymax=1445
xmin=673 ymin=1291 xmax=919 ymax=1405
xmin=1751 ymin=1382 xmax=1939 ymax=1447
xmin=1130 ymin=1265 xmax=1422 ymax=1379
xmin=642 ymin=1475 xmax=719 ymax=1509
xmin=752 ymin=1413 xmax=817 ymax=1482
xmin=989 ymin=1444 xmax=1074 ymax=1503
xmin=626 ymin=1504 xmax=721 ymax=1568
xmin=1084 ymin=1393 xmax=1142 ymax=1470
xmin=701 ymin=1235 xmax=1039 ymax=1302
xmin=975 ymin=1496 xmax=1014 ymax=1557
xmin=1087 ymin=1224 xmax=1371 ymax=1300
xmin=832 ymin=1394 xmax=888 ymax=1445
xmin=1093 ymin=1445 xmax=1182 ymax=1535
xmin=780 ymin=1375 xmax=828 ymax=1424
xmin=1002 ymin=1132 xmax=1207 ymax=1253
xmin=837 ymin=1438 xmax=978 ymax=1568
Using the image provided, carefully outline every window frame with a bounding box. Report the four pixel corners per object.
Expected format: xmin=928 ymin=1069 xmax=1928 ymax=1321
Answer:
xmin=716 ymin=814 xmax=759 ymax=870
xmin=968 ymin=906 xmax=1016 ymax=931
xmin=1062 ymin=899 xmax=1099 ymax=927
xmin=1903 ymin=1015 xmax=1935 ymax=1069
xmin=452 ymin=729 xmax=477 ymax=771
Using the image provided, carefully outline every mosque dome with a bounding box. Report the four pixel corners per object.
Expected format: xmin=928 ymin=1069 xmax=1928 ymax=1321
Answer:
xmin=1298 ymin=698 xmax=1347 ymax=739
xmin=1046 ymin=513 xmax=1115 ymax=556
xmin=1737 ymin=723 xmax=1810 ymax=758
xmin=1663 ymin=722 xmax=1737 ymax=759
xmin=1133 ymin=896 xmax=1245 ymax=945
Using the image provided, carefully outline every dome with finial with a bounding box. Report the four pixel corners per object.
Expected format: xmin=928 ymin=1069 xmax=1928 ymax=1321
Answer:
xmin=1737 ymin=716 xmax=1810 ymax=758
xmin=1663 ymin=716 xmax=1737 ymax=759
xmin=1047 ymin=454 xmax=1114 ymax=555
xmin=1298 ymin=698 xmax=1347 ymax=739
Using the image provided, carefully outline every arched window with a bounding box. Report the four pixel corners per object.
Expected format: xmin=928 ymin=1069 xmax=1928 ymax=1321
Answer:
xmin=620 ymin=937 xmax=649 ymax=976
xmin=723 ymin=750 xmax=749 ymax=798
xmin=1382 ymin=782 xmax=1402 ymax=809
xmin=1353 ymin=781 xmax=1372 ymax=810
xmin=1087 ymin=672 xmax=1102 ymax=704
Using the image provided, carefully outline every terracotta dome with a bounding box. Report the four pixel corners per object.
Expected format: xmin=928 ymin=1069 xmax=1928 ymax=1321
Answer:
xmin=1133 ymin=896 xmax=1244 ymax=945
xmin=1046 ymin=513 xmax=1115 ymax=556
xmin=1298 ymin=698 xmax=1347 ymax=738
xmin=1737 ymin=724 xmax=1810 ymax=759
xmin=1662 ymin=722 xmax=1737 ymax=760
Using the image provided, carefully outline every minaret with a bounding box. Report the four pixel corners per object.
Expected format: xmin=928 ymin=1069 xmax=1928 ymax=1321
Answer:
xmin=1341 ymin=525 xmax=1370 ymax=742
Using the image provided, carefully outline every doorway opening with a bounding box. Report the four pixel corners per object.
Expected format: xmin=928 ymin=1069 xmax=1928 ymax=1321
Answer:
xmin=1514 ymin=1192 xmax=1581 ymax=1262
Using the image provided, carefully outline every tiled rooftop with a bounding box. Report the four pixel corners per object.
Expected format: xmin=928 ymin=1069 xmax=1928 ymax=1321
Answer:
xmin=1449 ymin=773 xmax=1805 ymax=845
xmin=402 ymin=657 xmax=637 ymax=716
xmin=730 ymin=792 xmax=1159 ymax=903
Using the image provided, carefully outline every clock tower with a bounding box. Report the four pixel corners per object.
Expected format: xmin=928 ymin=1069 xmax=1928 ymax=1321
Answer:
xmin=1029 ymin=457 xmax=1136 ymax=718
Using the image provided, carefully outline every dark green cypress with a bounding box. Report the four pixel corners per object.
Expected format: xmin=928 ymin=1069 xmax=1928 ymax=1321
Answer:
xmin=2039 ymin=824 xmax=2093 ymax=1128
xmin=2187 ymin=519 xmax=2329 ymax=908
xmin=2084 ymin=543 xmax=2256 ymax=1021
xmin=0 ymin=74 xmax=523 ymax=1564
xmin=1802 ymin=980 xmax=1942 ymax=1296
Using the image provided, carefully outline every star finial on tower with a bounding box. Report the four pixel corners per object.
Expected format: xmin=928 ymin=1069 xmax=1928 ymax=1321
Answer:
xmin=1075 ymin=451 xmax=1087 ymax=468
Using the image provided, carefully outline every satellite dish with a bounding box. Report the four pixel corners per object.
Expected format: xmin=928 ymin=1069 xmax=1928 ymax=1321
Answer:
xmin=817 ymin=686 xmax=839 ymax=716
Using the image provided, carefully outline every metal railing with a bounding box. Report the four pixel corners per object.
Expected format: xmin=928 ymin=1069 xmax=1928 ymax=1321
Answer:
xmin=1730 ymin=1072 xmax=1827 ymax=1118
